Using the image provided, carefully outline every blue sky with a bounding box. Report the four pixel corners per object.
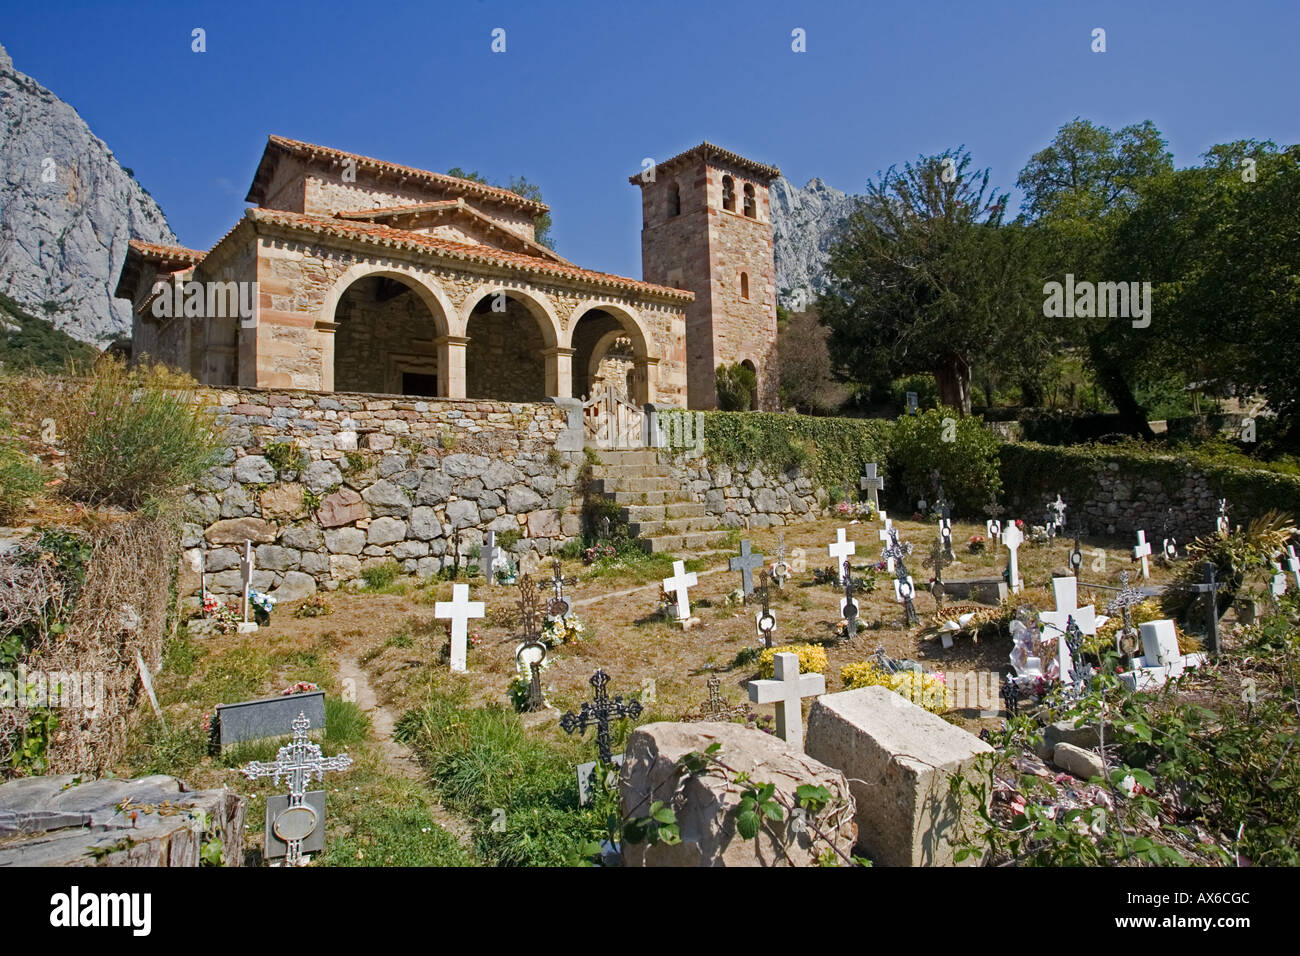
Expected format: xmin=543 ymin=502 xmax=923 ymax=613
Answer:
xmin=4 ymin=0 xmax=1297 ymax=279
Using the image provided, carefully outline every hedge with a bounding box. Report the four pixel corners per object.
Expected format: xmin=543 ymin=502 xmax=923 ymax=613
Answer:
xmin=998 ymin=442 xmax=1300 ymax=523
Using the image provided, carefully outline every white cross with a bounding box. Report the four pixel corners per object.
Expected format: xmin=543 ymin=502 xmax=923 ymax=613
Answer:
xmin=1216 ymin=500 xmax=1230 ymax=535
xmin=986 ymin=519 xmax=1002 ymax=552
xmin=747 ymin=652 xmax=825 ymax=750
xmin=1286 ymin=545 xmax=1299 ymax=588
xmin=240 ymin=540 xmax=255 ymax=626
xmin=1133 ymin=530 xmax=1152 ymax=579
xmin=1001 ymin=523 xmax=1024 ymax=593
xmin=1271 ymin=560 xmax=1288 ymax=598
xmin=1038 ymin=577 xmax=1099 ymax=684
xmin=877 ymin=516 xmax=896 ymax=570
xmin=434 ymin=583 xmax=485 ymax=673
xmin=663 ymin=560 xmax=698 ymax=621
xmin=860 ymin=463 xmax=884 ymax=510
xmin=1050 ymin=495 xmax=1068 ymax=529
xmin=829 ymin=527 xmax=856 ymax=568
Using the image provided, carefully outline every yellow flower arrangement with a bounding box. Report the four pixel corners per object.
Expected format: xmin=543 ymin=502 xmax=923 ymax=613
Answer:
xmin=757 ymin=644 xmax=829 ymax=679
xmin=840 ymin=661 xmax=951 ymax=714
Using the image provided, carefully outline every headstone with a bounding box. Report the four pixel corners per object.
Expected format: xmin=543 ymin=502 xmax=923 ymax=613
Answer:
xmin=548 ymin=558 xmax=576 ymax=618
xmin=1001 ymin=523 xmax=1024 ymax=593
xmin=1287 ymin=545 xmax=1300 ymax=588
xmin=560 ymin=670 xmax=643 ymax=764
xmin=1270 ymin=560 xmax=1288 ymax=600
xmin=434 ymin=582 xmax=485 ymax=673
xmin=860 ymin=463 xmax=884 ymax=510
xmin=828 ymin=527 xmax=856 ymax=569
xmin=239 ymin=712 xmax=353 ymax=867
xmin=747 ymin=652 xmax=825 ymax=750
xmin=805 ymin=687 xmax=993 ymax=867
xmin=728 ymin=540 xmax=765 ymax=597
xmin=1122 ymin=619 xmax=1208 ymax=691
xmin=1133 ymin=530 xmax=1152 ymax=579
xmin=481 ymin=531 xmax=500 ymax=586
xmin=1038 ymin=577 xmax=1099 ymax=684
xmin=216 ymin=690 xmax=327 ymax=749
xmin=577 ymin=754 xmax=625 ymax=807
xmin=771 ymin=532 xmax=791 ymax=588
xmin=662 ymin=560 xmax=698 ymax=623
xmin=1139 ymin=619 xmax=1182 ymax=667
xmin=754 ymin=571 xmax=777 ymax=647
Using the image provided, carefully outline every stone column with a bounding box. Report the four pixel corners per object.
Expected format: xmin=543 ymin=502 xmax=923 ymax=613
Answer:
xmin=633 ymin=356 xmax=660 ymax=405
xmin=436 ymin=335 xmax=470 ymax=399
xmin=544 ymin=346 xmax=576 ymax=399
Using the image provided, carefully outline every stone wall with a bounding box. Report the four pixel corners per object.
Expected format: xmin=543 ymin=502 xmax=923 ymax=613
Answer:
xmin=184 ymin=388 xmax=585 ymax=601
xmin=662 ymin=453 xmax=833 ymax=529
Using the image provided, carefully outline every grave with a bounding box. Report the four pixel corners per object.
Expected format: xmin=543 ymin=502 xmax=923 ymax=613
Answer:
xmin=747 ymin=651 xmax=825 ymax=750
xmin=1001 ymin=522 xmax=1024 ymax=593
xmin=433 ymin=582 xmax=485 ymax=673
xmin=1133 ymin=530 xmax=1152 ymax=579
xmin=1038 ymin=577 xmax=1102 ymax=684
xmin=238 ymin=540 xmax=258 ymax=632
xmin=805 ymin=686 xmax=993 ymax=867
xmin=216 ymin=689 xmax=327 ymax=749
xmin=662 ymin=559 xmax=699 ymax=625
xmin=560 ymin=669 xmax=643 ymax=764
xmin=1119 ymin=619 xmax=1208 ymax=691
xmin=940 ymin=578 xmax=1008 ymax=605
xmin=860 ymin=462 xmax=884 ymax=510
xmin=728 ymin=539 xmax=765 ymax=597
xmin=754 ymin=571 xmax=778 ymax=647
xmin=829 ymin=527 xmax=856 ymax=570
xmin=682 ymin=675 xmax=748 ymax=723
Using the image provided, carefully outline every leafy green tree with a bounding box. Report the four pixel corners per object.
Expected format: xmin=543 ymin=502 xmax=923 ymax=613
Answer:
xmin=715 ymin=362 xmax=757 ymax=411
xmin=446 ymin=168 xmax=555 ymax=250
xmin=819 ymin=148 xmax=1043 ymax=415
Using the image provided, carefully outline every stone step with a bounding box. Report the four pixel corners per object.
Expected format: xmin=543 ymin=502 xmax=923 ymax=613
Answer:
xmin=620 ymin=501 xmax=707 ymax=523
xmin=589 ymin=463 xmax=674 ymax=481
xmin=609 ymin=489 xmax=674 ymax=506
xmin=627 ymin=515 xmax=720 ymax=538
xmin=590 ymin=448 xmax=661 ymax=470
xmin=591 ymin=475 xmax=682 ymax=494
xmin=639 ymin=529 xmax=734 ymax=554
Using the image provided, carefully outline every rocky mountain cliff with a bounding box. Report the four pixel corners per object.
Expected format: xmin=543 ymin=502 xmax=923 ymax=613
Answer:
xmin=770 ymin=174 xmax=860 ymax=311
xmin=0 ymin=41 xmax=177 ymax=345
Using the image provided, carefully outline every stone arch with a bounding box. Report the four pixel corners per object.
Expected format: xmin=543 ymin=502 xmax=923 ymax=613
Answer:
xmin=461 ymin=283 xmax=562 ymax=400
xmin=325 ymin=263 xmax=455 ymax=395
xmin=741 ymin=358 xmax=759 ymax=410
xmin=567 ymin=299 xmax=656 ymax=404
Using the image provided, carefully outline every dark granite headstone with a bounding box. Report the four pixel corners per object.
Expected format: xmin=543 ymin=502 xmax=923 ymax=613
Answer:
xmin=942 ymin=579 xmax=1009 ymax=605
xmin=217 ymin=690 xmax=326 ymax=749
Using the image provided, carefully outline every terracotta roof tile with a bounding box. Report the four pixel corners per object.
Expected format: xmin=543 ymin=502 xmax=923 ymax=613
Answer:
xmin=126 ymin=239 xmax=206 ymax=264
xmin=629 ymin=142 xmax=780 ymax=185
xmin=249 ymin=209 xmax=693 ymax=303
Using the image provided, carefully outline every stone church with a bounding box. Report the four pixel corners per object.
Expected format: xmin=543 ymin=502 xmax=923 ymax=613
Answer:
xmin=115 ymin=135 xmax=779 ymax=410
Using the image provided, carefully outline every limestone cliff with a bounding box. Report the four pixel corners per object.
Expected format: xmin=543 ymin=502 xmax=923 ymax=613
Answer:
xmin=0 ymin=41 xmax=177 ymax=345
xmin=769 ymin=174 xmax=860 ymax=311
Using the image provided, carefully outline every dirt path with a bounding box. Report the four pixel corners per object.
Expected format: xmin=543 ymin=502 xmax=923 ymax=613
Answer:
xmin=335 ymin=651 xmax=475 ymax=848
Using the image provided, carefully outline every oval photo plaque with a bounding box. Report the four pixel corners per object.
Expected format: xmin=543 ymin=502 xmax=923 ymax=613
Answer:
xmin=273 ymin=805 xmax=319 ymax=842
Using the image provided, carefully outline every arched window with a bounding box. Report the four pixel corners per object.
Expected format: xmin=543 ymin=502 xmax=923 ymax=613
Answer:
xmin=740 ymin=272 xmax=750 ymax=300
xmin=722 ymin=175 xmax=736 ymax=212
xmin=743 ymin=183 xmax=757 ymax=218
xmin=667 ymin=181 xmax=680 ymax=218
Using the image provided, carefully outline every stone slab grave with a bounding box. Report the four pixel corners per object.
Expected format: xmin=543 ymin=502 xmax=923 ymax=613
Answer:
xmin=805 ymin=686 xmax=993 ymax=867
xmin=0 ymin=774 xmax=247 ymax=867
xmin=937 ymin=578 xmax=1007 ymax=605
xmin=1119 ymin=619 xmax=1208 ymax=691
xmin=216 ymin=690 xmax=326 ymax=749
xmin=619 ymin=721 xmax=857 ymax=867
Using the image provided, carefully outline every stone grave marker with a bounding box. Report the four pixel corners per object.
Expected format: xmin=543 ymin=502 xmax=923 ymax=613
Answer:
xmin=747 ymin=651 xmax=825 ymax=751
xmin=560 ymin=669 xmax=643 ymax=764
xmin=1121 ymin=619 xmax=1209 ymax=691
xmin=906 ymin=391 xmax=919 ymax=414
xmin=1270 ymin=560 xmax=1288 ymax=601
xmin=771 ymin=532 xmax=791 ymax=588
xmin=985 ymin=519 xmax=1002 ymax=551
xmin=434 ymin=582 xmax=485 ymax=674
xmin=839 ymin=560 xmax=860 ymax=635
xmin=216 ymin=690 xmax=327 ymax=749
xmin=1001 ymin=523 xmax=1024 ymax=593
xmin=828 ymin=527 xmax=856 ymax=570
xmin=1133 ymin=530 xmax=1152 ymax=579
xmin=1287 ymin=544 xmax=1300 ymax=588
xmin=860 ymin=463 xmax=884 ymax=510
xmin=728 ymin=539 xmax=765 ymax=598
xmin=239 ymin=712 xmax=353 ymax=867
xmin=577 ymin=754 xmax=625 ymax=807
xmin=1038 ymin=577 xmax=1100 ymax=685
xmin=662 ymin=560 xmax=698 ymax=624
xmin=481 ymin=531 xmax=500 ymax=586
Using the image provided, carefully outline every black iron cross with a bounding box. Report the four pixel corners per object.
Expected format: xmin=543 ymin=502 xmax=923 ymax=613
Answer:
xmin=929 ymin=537 xmax=951 ymax=609
xmin=516 ymin=574 xmax=544 ymax=643
xmin=560 ymin=669 xmax=643 ymax=764
xmin=1069 ymin=535 xmax=1084 ymax=576
xmin=755 ymin=570 xmax=776 ymax=647
xmin=840 ymin=560 xmax=859 ymax=635
xmin=884 ymin=529 xmax=919 ymax=627
xmin=1064 ymin=617 xmax=1088 ymax=689
xmin=1187 ymin=561 xmax=1221 ymax=653
xmin=549 ymin=558 xmax=577 ymax=618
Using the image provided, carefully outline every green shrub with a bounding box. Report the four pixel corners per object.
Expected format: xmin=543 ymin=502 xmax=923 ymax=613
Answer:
xmin=888 ymin=408 xmax=1001 ymax=515
xmin=496 ymin=528 xmax=522 ymax=551
xmin=0 ymin=444 xmax=46 ymax=523
xmin=890 ymin=373 xmax=939 ymax=412
xmin=264 ymin=441 xmax=307 ymax=475
xmin=361 ymin=561 xmax=403 ymax=590
xmin=715 ymin=362 xmax=757 ymax=411
xmin=57 ymin=358 xmax=220 ymax=509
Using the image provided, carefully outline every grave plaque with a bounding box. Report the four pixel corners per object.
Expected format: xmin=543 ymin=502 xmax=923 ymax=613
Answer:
xmin=217 ymin=690 xmax=326 ymax=749
xmin=264 ymin=790 xmax=328 ymax=859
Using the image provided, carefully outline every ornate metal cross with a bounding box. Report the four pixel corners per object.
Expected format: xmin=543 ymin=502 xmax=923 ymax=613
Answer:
xmin=682 ymin=675 xmax=748 ymax=723
xmin=839 ymin=559 xmax=860 ymax=635
xmin=929 ymin=537 xmax=952 ymax=608
xmin=1069 ymin=535 xmax=1084 ymax=576
xmin=239 ymin=712 xmax=353 ymax=867
xmin=1216 ymin=498 xmax=1230 ymax=535
xmin=755 ymin=570 xmax=777 ymax=647
xmin=1050 ymin=494 xmax=1068 ymax=533
xmin=516 ymin=574 xmax=544 ymax=643
xmin=772 ymin=532 xmax=790 ymax=588
xmin=1106 ymin=570 xmax=1147 ymax=656
xmin=515 ymin=640 xmax=548 ymax=712
xmin=883 ymin=529 xmax=919 ymax=626
xmin=549 ymin=558 xmax=577 ymax=618
xmin=560 ymin=669 xmax=643 ymax=764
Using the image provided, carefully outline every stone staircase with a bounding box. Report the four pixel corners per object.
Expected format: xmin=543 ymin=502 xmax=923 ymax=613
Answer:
xmin=587 ymin=448 xmax=731 ymax=554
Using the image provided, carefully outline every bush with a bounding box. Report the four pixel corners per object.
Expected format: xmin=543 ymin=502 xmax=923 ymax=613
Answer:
xmin=840 ymin=661 xmax=950 ymax=713
xmin=361 ymin=560 xmax=403 ymax=590
xmin=889 ymin=407 xmax=1001 ymax=516
xmin=716 ymin=362 xmax=757 ymax=411
xmin=0 ymin=445 xmax=46 ymax=523
xmin=890 ymin=373 xmax=939 ymax=412
xmin=56 ymin=358 xmax=220 ymax=509
xmin=757 ymin=644 xmax=829 ymax=679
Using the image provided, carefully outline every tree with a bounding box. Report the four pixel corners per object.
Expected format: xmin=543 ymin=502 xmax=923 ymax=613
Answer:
xmin=819 ymin=148 xmax=1041 ymax=415
xmin=446 ymin=168 xmax=555 ymax=250
xmin=715 ymin=362 xmax=757 ymax=411
xmin=777 ymin=309 xmax=848 ymax=414
xmin=1016 ymin=119 xmax=1175 ymax=436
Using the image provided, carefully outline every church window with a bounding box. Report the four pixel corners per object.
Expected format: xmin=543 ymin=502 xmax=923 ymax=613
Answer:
xmin=743 ymin=183 xmax=756 ymax=218
xmin=740 ymin=271 xmax=750 ymax=299
xmin=668 ymin=182 xmax=680 ymax=218
xmin=722 ymin=175 xmax=736 ymax=212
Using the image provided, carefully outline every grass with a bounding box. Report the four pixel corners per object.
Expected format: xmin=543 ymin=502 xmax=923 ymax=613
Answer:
xmin=579 ymin=541 xmax=705 ymax=585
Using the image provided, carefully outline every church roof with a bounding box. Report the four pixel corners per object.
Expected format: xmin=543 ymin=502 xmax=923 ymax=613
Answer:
xmin=247 ymin=208 xmax=694 ymax=303
xmin=334 ymin=199 xmax=571 ymax=265
xmin=628 ymin=142 xmax=781 ymax=185
xmin=245 ymin=136 xmax=550 ymax=214
xmin=113 ymin=240 xmax=206 ymax=299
